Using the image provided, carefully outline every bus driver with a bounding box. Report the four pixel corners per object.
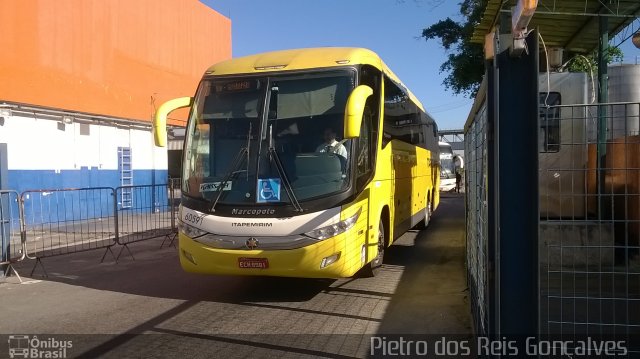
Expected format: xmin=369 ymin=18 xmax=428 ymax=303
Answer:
xmin=316 ymin=128 xmax=348 ymax=160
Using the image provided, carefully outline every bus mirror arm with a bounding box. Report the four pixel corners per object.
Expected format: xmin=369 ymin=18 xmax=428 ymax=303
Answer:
xmin=343 ymin=85 xmax=373 ymax=139
xmin=153 ymin=97 xmax=193 ymax=147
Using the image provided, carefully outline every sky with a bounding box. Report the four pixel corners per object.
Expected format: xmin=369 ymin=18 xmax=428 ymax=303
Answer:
xmin=203 ymin=0 xmax=640 ymax=130
xmin=203 ymin=0 xmax=473 ymax=130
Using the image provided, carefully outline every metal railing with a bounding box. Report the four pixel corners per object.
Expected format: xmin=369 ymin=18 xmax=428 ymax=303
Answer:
xmin=0 ymin=182 xmax=181 ymax=279
xmin=463 ymin=36 xmax=540 ymax=338
xmin=160 ymin=178 xmax=181 ymax=248
xmin=466 ymin=97 xmax=640 ymax=347
xmin=21 ymin=187 xmax=118 ymax=258
xmin=539 ymin=102 xmax=640 ymax=354
xmin=21 ymin=187 xmax=118 ymax=275
xmin=465 ymin=98 xmax=490 ymax=336
xmin=115 ymin=184 xmax=176 ymax=258
xmin=0 ymin=190 xmax=25 ymax=281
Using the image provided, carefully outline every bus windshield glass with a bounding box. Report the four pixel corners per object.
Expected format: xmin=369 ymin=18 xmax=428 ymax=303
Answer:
xmin=182 ymin=71 xmax=355 ymax=205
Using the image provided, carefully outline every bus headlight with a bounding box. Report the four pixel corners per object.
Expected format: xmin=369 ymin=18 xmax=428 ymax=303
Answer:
xmin=178 ymin=220 xmax=208 ymax=238
xmin=305 ymin=208 xmax=361 ymax=240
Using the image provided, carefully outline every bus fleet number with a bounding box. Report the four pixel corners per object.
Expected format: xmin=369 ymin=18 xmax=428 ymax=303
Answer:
xmin=183 ymin=213 xmax=205 ymax=226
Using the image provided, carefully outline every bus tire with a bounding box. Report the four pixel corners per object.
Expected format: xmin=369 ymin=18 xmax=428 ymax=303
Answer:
xmin=425 ymin=200 xmax=432 ymax=227
xmin=357 ymin=218 xmax=386 ymax=277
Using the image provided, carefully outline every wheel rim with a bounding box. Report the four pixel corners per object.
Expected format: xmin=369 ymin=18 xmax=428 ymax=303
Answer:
xmin=425 ymin=202 xmax=431 ymax=226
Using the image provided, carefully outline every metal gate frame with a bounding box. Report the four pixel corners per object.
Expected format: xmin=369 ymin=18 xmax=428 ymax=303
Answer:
xmin=0 ymin=190 xmax=26 ymax=282
xmin=464 ymin=29 xmax=539 ymax=340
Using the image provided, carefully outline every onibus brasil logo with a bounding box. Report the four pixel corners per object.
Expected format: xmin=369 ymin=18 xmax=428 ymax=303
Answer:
xmin=8 ymin=335 xmax=72 ymax=358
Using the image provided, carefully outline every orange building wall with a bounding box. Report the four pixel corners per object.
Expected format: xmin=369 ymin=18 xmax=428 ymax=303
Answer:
xmin=0 ymin=0 xmax=231 ymax=125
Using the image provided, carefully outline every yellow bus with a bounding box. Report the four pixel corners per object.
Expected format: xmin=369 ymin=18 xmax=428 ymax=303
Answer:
xmin=154 ymin=47 xmax=440 ymax=278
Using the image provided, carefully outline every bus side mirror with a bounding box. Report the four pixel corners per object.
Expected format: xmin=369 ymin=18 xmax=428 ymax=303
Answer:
xmin=343 ymin=85 xmax=373 ymax=139
xmin=154 ymin=97 xmax=193 ymax=147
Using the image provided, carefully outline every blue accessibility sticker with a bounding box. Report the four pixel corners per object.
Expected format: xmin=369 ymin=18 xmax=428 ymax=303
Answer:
xmin=257 ymin=178 xmax=281 ymax=203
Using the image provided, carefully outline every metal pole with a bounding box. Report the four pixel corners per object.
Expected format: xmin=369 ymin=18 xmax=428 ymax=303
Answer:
xmin=113 ymin=188 xmax=120 ymax=244
xmin=169 ymin=180 xmax=176 ymax=232
xmin=18 ymin=194 xmax=26 ymax=261
xmin=0 ymin=145 xmax=9 ymax=276
xmin=597 ymin=15 xmax=609 ymax=219
xmin=493 ymin=28 xmax=539 ymax=342
xmin=0 ymin=193 xmax=8 ymax=277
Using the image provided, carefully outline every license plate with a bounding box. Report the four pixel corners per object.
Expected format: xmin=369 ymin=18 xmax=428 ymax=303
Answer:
xmin=238 ymin=257 xmax=269 ymax=269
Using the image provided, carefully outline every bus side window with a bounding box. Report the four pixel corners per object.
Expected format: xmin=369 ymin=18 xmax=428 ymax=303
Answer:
xmin=383 ymin=76 xmax=419 ymax=147
xmin=356 ymin=106 xmax=374 ymax=190
xmin=539 ymin=92 xmax=561 ymax=153
xmin=359 ymin=65 xmax=381 ymax=180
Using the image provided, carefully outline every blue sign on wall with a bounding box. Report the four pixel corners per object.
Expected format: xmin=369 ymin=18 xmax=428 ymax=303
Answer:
xmin=257 ymin=178 xmax=281 ymax=203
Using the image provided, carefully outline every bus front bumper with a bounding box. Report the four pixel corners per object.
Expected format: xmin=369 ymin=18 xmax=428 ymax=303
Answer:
xmin=177 ymin=232 xmax=362 ymax=278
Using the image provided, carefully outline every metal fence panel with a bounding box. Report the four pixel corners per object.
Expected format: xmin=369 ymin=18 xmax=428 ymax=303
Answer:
xmin=0 ymin=190 xmax=25 ymax=266
xmin=159 ymin=178 xmax=180 ymax=248
xmin=465 ymin=98 xmax=490 ymax=336
xmin=539 ymin=102 xmax=640 ymax=354
xmin=115 ymin=184 xmax=174 ymax=245
xmin=21 ymin=187 xmax=117 ymax=258
xmin=169 ymin=178 xmax=180 ymax=233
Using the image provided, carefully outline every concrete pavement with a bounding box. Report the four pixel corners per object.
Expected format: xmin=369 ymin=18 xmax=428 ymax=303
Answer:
xmin=0 ymin=194 xmax=470 ymax=358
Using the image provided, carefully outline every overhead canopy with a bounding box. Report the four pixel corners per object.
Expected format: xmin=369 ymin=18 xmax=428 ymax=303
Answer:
xmin=472 ymin=0 xmax=640 ymax=53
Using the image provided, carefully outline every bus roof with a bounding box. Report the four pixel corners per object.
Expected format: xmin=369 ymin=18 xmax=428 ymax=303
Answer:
xmin=205 ymin=47 xmax=426 ymax=112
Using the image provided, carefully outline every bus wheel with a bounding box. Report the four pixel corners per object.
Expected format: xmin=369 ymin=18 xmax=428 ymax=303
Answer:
xmin=415 ymin=195 xmax=431 ymax=230
xmin=358 ymin=219 xmax=385 ymax=277
xmin=424 ymin=201 xmax=432 ymax=227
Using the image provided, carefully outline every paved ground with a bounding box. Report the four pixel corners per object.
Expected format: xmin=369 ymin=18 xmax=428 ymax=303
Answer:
xmin=0 ymin=194 xmax=470 ymax=358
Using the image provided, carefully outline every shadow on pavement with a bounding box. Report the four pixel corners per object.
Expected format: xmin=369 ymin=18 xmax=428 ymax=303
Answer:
xmin=376 ymin=195 xmax=472 ymax=335
xmin=12 ymin=236 xmax=333 ymax=303
xmin=11 ymin=196 xmax=471 ymax=312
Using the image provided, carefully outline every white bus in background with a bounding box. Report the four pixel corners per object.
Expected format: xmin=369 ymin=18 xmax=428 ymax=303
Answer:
xmin=538 ymin=72 xmax=588 ymax=218
xmin=539 ymin=68 xmax=639 ymax=219
xmin=439 ymin=141 xmax=456 ymax=192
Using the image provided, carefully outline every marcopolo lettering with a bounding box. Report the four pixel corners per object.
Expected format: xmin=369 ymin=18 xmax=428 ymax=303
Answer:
xmin=231 ymin=208 xmax=276 ymax=215
xmin=231 ymin=222 xmax=273 ymax=227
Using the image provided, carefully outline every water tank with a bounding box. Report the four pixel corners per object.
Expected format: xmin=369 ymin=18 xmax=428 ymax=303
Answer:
xmin=608 ymin=64 xmax=640 ymax=138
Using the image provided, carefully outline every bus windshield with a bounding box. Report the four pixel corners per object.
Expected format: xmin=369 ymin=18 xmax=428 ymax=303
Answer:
xmin=182 ymin=71 xmax=355 ymax=206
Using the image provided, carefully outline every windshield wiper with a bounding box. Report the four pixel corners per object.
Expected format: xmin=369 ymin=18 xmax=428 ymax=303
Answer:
xmin=210 ymin=122 xmax=252 ymax=212
xmin=245 ymin=122 xmax=252 ymax=180
xmin=267 ymin=123 xmax=303 ymax=212
xmin=209 ymin=147 xmax=247 ymax=213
